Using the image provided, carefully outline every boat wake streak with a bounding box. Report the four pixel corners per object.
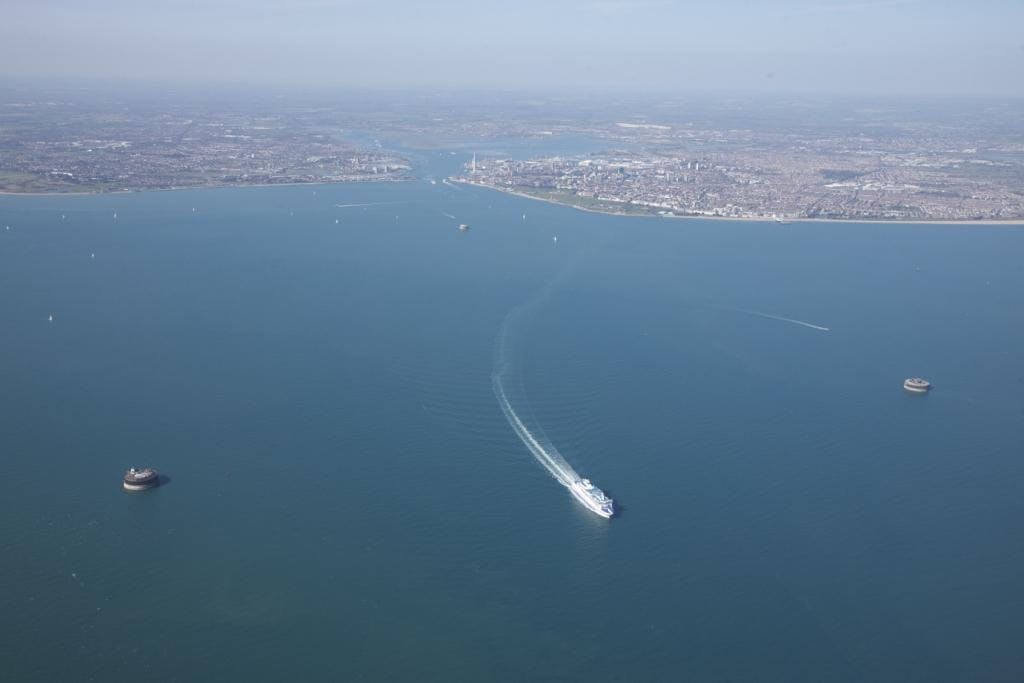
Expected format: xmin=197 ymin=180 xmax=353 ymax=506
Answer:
xmin=737 ymin=309 xmax=830 ymax=332
xmin=492 ymin=304 xmax=580 ymax=488
xmin=332 ymin=201 xmax=408 ymax=209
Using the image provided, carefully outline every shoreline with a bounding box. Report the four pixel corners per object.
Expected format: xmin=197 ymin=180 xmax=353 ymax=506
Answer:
xmin=0 ymin=176 xmax=414 ymax=198
xmin=4 ymin=175 xmax=1022 ymax=226
xmin=450 ymin=179 xmax=1024 ymax=226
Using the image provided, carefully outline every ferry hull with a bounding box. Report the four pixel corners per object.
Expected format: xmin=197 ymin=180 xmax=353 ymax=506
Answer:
xmin=567 ymin=482 xmax=613 ymax=518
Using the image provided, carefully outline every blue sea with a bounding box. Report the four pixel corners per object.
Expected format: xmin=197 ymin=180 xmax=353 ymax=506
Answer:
xmin=1 ymin=150 xmax=1023 ymax=681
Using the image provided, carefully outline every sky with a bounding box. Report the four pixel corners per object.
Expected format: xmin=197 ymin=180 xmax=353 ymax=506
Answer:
xmin=1 ymin=0 xmax=1022 ymax=96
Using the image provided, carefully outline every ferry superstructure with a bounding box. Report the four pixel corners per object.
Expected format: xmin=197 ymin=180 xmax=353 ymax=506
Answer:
xmin=568 ymin=478 xmax=614 ymax=518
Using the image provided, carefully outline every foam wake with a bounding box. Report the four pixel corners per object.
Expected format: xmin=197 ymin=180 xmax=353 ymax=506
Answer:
xmin=491 ymin=244 xmax=598 ymax=497
xmin=492 ymin=304 xmax=579 ymax=487
xmin=332 ymin=201 xmax=407 ymax=209
xmin=738 ymin=309 xmax=830 ymax=332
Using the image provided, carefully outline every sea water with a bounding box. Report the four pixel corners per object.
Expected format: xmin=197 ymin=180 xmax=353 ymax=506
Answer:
xmin=1 ymin=162 xmax=1023 ymax=681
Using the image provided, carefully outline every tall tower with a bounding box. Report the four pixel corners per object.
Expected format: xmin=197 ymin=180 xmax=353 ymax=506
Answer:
xmin=472 ymin=153 xmax=477 ymax=173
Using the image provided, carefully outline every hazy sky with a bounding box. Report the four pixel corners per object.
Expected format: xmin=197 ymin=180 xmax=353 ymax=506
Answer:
xmin=2 ymin=0 xmax=1022 ymax=96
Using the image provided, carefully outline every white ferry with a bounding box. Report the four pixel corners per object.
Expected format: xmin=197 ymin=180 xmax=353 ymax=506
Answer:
xmin=568 ymin=478 xmax=614 ymax=518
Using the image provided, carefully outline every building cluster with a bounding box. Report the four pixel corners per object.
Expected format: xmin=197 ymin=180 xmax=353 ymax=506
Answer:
xmin=453 ymin=111 xmax=1024 ymax=221
xmin=460 ymin=143 xmax=1024 ymax=221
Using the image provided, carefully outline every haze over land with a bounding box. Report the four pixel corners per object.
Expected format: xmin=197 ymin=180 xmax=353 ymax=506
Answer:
xmin=2 ymin=0 xmax=1023 ymax=96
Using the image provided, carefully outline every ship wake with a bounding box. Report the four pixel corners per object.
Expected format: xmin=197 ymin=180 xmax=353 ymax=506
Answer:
xmin=492 ymin=269 xmax=587 ymax=492
xmin=737 ymin=309 xmax=830 ymax=332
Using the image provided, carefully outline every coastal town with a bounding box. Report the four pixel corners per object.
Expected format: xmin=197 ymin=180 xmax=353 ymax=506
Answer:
xmin=454 ymin=117 xmax=1024 ymax=221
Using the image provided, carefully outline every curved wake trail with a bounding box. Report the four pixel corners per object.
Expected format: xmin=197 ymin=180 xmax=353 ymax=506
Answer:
xmin=739 ymin=309 xmax=830 ymax=332
xmin=492 ymin=299 xmax=580 ymax=490
xmin=492 ymin=372 xmax=579 ymax=486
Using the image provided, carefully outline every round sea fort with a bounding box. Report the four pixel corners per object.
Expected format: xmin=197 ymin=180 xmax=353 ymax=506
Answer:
xmin=123 ymin=467 xmax=159 ymax=491
xmin=903 ymin=377 xmax=932 ymax=393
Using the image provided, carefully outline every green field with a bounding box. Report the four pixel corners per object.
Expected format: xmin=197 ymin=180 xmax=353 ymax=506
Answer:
xmin=509 ymin=187 xmax=662 ymax=216
xmin=0 ymin=171 xmax=113 ymax=194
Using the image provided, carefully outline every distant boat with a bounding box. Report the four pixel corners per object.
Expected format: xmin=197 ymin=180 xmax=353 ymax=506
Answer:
xmin=90 ymin=253 xmax=95 ymax=259
xmin=192 ymin=207 xmax=197 ymax=213
xmin=553 ymin=235 xmax=558 ymax=243
xmin=522 ymin=214 xmax=527 ymax=220
xmin=335 ymin=219 xmax=339 ymax=224
xmin=458 ymin=224 xmax=470 ymax=231
xmin=773 ymin=215 xmax=791 ymax=225
xmin=48 ymin=314 xmax=53 ymax=322
xmin=113 ymin=212 xmax=118 ymax=220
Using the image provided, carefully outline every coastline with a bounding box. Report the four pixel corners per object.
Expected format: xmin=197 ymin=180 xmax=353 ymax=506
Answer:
xmin=4 ymin=175 xmax=1022 ymax=227
xmin=450 ymin=179 xmax=1024 ymax=226
xmin=0 ymin=176 xmax=414 ymax=198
